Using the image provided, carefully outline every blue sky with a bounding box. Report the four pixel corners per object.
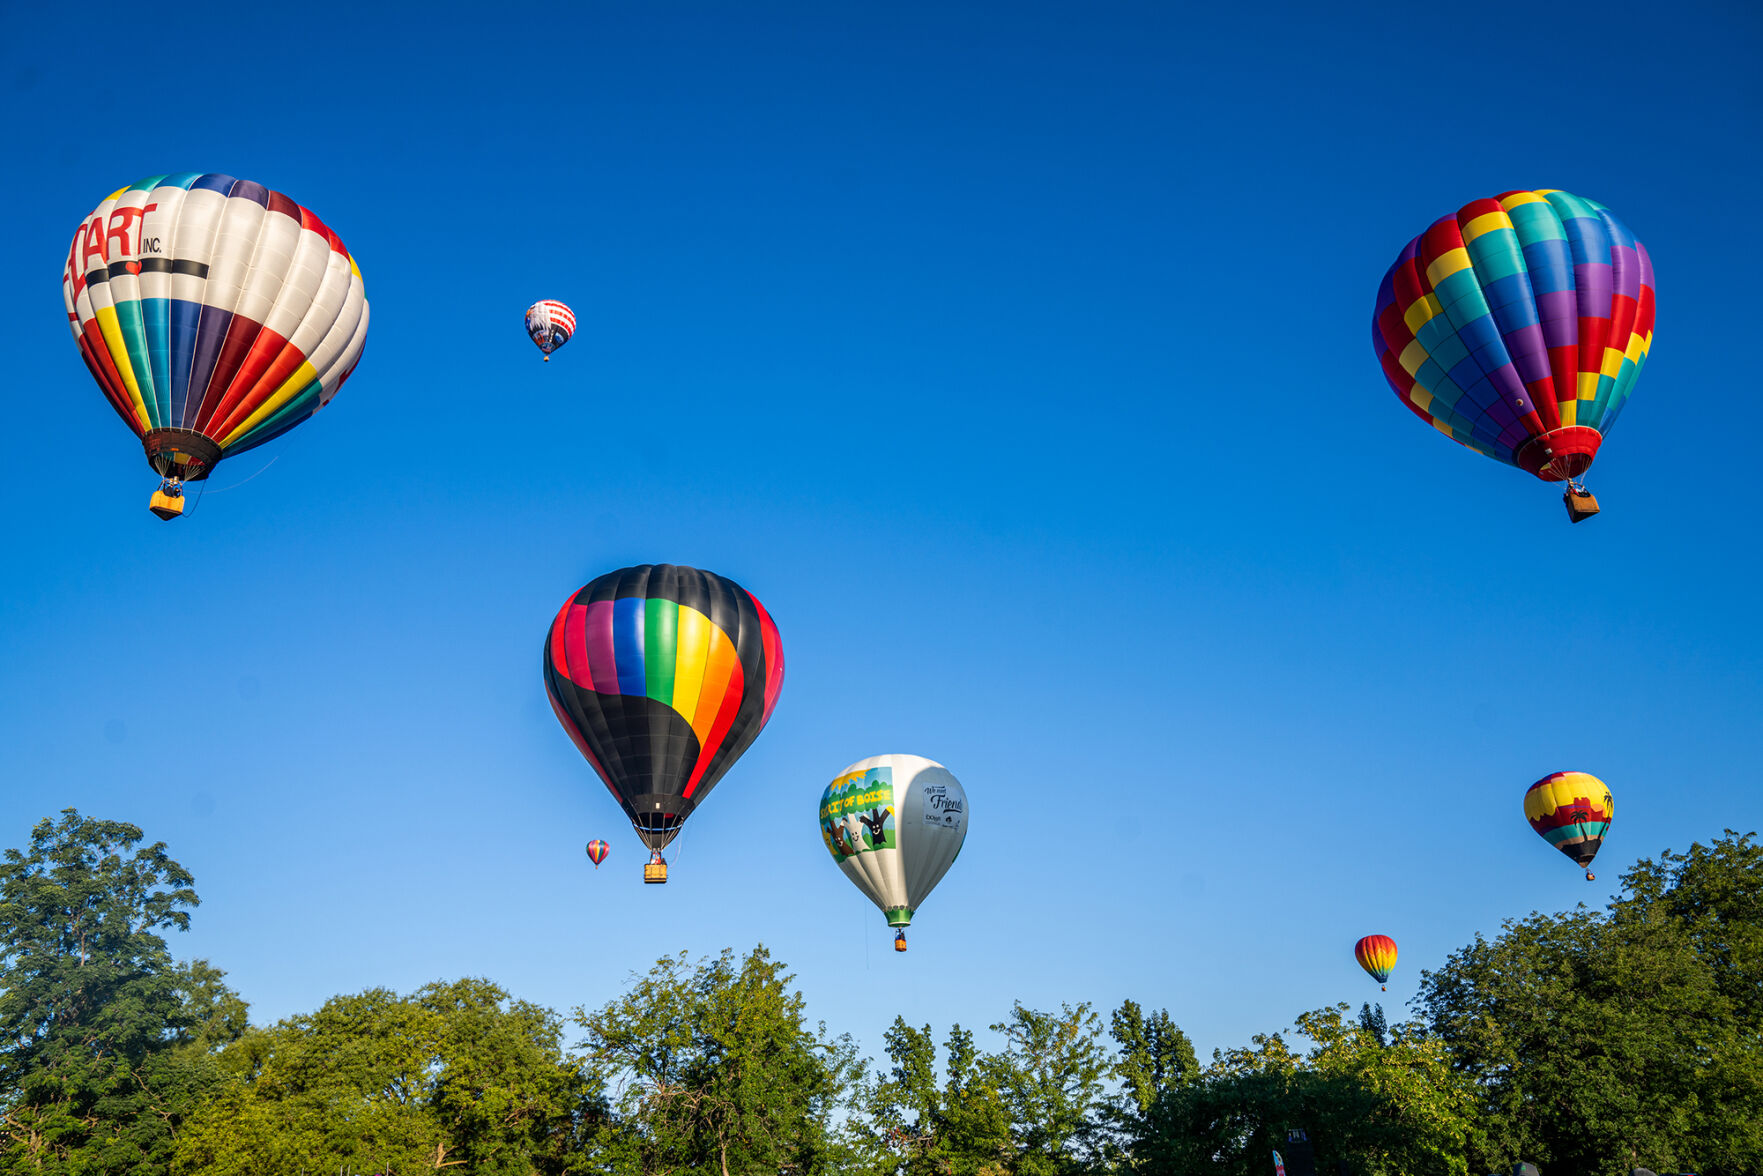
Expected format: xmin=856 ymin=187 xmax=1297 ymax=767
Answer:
xmin=3 ymin=0 xmax=1760 ymax=1063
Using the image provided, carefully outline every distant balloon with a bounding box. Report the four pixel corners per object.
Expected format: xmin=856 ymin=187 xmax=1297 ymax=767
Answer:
xmin=1524 ymin=771 xmax=1613 ymax=881
xmin=525 ymin=300 xmax=575 ymax=361
xmin=819 ymin=754 xmax=967 ymax=953
xmin=62 ymin=173 xmax=368 ymax=519
xmin=1372 ymin=190 xmax=1653 ymax=520
xmin=1355 ymin=935 xmax=1397 ymax=991
xmin=585 ymin=839 xmax=609 ymax=869
xmin=544 ymin=565 xmax=784 ymax=883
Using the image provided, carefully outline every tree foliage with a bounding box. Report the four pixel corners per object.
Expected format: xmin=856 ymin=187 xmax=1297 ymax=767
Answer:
xmin=171 ymin=976 xmax=596 ymax=1175
xmin=0 ymin=809 xmax=242 ymax=1175
xmin=1106 ymin=998 xmax=1198 ymax=1170
xmin=862 ymin=1019 xmax=1013 ymax=1175
xmin=5 ymin=814 xmax=1761 ymax=1176
xmin=1417 ymin=830 xmax=1763 ymax=1175
xmin=1139 ymin=1004 xmax=1475 ymax=1176
xmin=574 ymin=946 xmax=864 ymax=1176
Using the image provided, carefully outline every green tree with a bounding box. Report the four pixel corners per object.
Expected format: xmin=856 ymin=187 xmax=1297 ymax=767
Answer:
xmin=1105 ymin=999 xmax=1197 ymax=1170
xmin=575 ymin=946 xmax=864 ymax=1176
xmin=1142 ymin=1006 xmax=1475 ymax=1176
xmin=1417 ymin=831 xmax=1763 ymax=1175
xmin=985 ymin=1002 xmax=1111 ymax=1176
xmin=0 ymin=809 xmax=244 ymax=1175
xmin=171 ymin=977 xmax=597 ymax=1175
xmin=861 ymin=1019 xmax=1013 ymax=1176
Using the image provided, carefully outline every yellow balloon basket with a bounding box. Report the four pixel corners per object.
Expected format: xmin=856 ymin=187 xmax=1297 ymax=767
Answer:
xmin=643 ymin=860 xmax=669 ymax=885
xmin=148 ymin=488 xmax=185 ymax=520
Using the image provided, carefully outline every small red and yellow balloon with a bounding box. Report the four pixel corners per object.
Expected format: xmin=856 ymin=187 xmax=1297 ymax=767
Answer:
xmin=1355 ymin=935 xmax=1398 ymax=991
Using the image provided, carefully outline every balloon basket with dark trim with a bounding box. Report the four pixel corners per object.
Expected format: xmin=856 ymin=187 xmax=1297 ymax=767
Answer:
xmin=148 ymin=487 xmax=185 ymax=521
xmin=893 ymin=931 xmax=908 ymax=953
xmin=1563 ymin=487 xmax=1600 ymax=523
xmin=643 ymin=860 xmax=668 ymax=884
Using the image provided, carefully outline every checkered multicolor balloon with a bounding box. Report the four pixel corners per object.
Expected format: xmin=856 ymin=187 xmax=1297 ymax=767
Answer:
xmin=1373 ymin=190 xmax=1654 ymax=484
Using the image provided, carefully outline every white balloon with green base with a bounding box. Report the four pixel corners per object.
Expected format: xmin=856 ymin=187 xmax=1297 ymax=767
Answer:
xmin=818 ymin=754 xmax=967 ymax=953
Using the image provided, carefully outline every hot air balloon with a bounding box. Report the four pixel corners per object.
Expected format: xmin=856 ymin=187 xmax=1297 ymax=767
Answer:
xmin=585 ymin=840 xmax=610 ymax=869
xmin=1524 ymin=771 xmax=1613 ymax=881
xmin=544 ymin=565 xmax=784 ymax=883
xmin=1355 ymin=935 xmax=1397 ymax=991
xmin=525 ymin=300 xmax=575 ymax=361
xmin=62 ymin=174 xmax=368 ymax=520
xmin=819 ymin=754 xmax=967 ymax=953
xmin=1372 ymin=190 xmax=1654 ymax=522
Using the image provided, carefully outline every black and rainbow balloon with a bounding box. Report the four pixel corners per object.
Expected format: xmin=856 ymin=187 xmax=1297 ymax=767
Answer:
xmin=544 ymin=565 xmax=784 ymax=852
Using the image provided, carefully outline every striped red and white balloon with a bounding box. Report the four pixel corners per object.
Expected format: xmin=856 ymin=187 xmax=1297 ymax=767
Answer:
xmin=525 ymin=300 xmax=575 ymax=361
xmin=62 ymin=173 xmax=368 ymax=500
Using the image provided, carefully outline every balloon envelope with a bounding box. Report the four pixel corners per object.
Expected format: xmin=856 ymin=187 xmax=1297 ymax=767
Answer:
xmin=1355 ymin=935 xmax=1397 ymax=985
xmin=63 ymin=173 xmax=368 ymax=485
xmin=544 ymin=565 xmax=784 ymax=851
xmin=525 ymin=300 xmax=575 ymax=359
xmin=1524 ymin=771 xmax=1613 ymax=871
xmin=819 ymin=754 xmax=967 ymax=931
xmin=1372 ymin=190 xmax=1653 ymax=483
xmin=585 ymin=839 xmax=610 ymax=867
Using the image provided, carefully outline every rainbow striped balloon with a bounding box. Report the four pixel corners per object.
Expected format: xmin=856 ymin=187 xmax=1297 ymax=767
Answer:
xmin=1524 ymin=771 xmax=1613 ymax=879
xmin=585 ymin=839 xmax=610 ymax=868
xmin=1355 ymin=934 xmax=1397 ymax=988
xmin=1373 ymin=190 xmax=1653 ymax=485
xmin=62 ymin=173 xmax=368 ymax=489
xmin=545 ymin=565 xmax=784 ymax=851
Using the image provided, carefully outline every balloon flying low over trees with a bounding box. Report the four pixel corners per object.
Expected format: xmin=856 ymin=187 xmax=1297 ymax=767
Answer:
xmin=543 ymin=564 xmax=784 ymax=883
xmin=1372 ymin=190 xmax=1653 ymax=522
xmin=819 ymin=754 xmax=968 ymax=951
xmin=1525 ymin=770 xmax=1613 ymax=880
xmin=1354 ymin=934 xmax=1397 ymax=991
xmin=62 ymin=173 xmax=368 ymax=519
xmin=525 ymin=299 xmax=575 ymax=361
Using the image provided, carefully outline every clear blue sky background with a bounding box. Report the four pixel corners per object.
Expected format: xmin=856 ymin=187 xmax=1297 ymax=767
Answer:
xmin=3 ymin=1 xmax=1759 ymax=1063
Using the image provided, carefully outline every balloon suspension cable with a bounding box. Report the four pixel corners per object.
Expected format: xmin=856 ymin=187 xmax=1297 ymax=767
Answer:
xmin=667 ymin=814 xmax=695 ymax=872
xmin=202 ymin=454 xmax=281 ymax=495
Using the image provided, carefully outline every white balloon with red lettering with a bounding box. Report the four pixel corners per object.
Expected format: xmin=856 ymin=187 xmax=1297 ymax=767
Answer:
xmin=62 ymin=172 xmax=367 ymax=519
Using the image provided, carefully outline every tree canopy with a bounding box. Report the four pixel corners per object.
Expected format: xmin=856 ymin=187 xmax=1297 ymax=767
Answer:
xmin=3 ymin=815 xmax=1759 ymax=1175
xmin=0 ymin=809 xmax=243 ymax=1175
